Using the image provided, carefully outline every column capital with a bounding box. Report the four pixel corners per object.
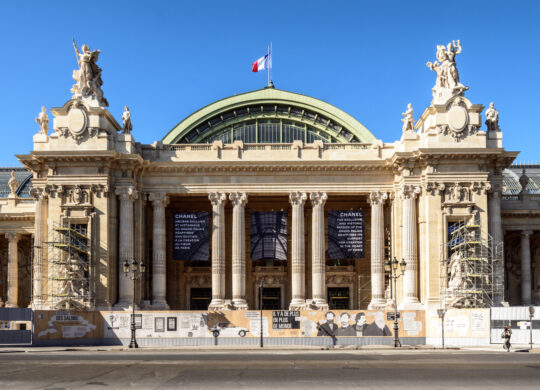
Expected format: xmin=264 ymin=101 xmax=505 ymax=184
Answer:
xmin=398 ymin=184 xmax=421 ymax=200
xmin=29 ymin=187 xmax=49 ymax=201
xmin=309 ymin=192 xmax=327 ymax=207
xmin=289 ymin=191 xmax=307 ymax=206
xmin=229 ymin=192 xmax=248 ymax=206
xmin=115 ymin=185 xmax=138 ymax=201
xmin=6 ymin=233 xmax=21 ymax=243
xmin=209 ymin=192 xmax=227 ymax=206
xmin=369 ymin=191 xmax=387 ymax=206
xmin=148 ymin=192 xmax=169 ymax=208
xmin=521 ymin=230 xmax=534 ymax=239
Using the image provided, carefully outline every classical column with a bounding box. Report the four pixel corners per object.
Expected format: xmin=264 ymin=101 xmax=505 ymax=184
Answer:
xmin=520 ymin=230 xmax=533 ymax=306
xmin=149 ymin=193 xmax=169 ymax=309
xmin=489 ymin=186 xmax=504 ymax=305
xmin=30 ymin=188 xmax=47 ymax=308
xmin=6 ymin=233 xmax=21 ymax=308
xmin=399 ymin=184 xmax=421 ymax=307
xmin=230 ymin=192 xmax=248 ymax=310
xmin=310 ymin=192 xmax=328 ymax=310
xmin=368 ymin=191 xmax=387 ymax=309
xmin=208 ymin=192 xmax=227 ymax=310
xmin=115 ymin=186 xmax=138 ymax=307
xmin=289 ymin=192 xmax=307 ymax=310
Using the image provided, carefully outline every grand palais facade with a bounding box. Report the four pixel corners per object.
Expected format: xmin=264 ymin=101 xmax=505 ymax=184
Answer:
xmin=0 ymin=42 xmax=539 ymax=347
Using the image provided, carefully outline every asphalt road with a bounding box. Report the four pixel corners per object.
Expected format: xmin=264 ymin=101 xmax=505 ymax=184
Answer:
xmin=0 ymin=350 xmax=539 ymax=389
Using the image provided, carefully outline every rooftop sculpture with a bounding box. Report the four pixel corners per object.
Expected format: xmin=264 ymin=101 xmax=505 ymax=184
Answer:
xmin=71 ymin=40 xmax=109 ymax=107
xmin=427 ymin=40 xmax=469 ymax=104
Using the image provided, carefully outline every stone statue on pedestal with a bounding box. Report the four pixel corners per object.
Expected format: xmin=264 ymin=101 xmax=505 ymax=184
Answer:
xmin=401 ymin=103 xmax=415 ymax=133
xmin=485 ymin=102 xmax=500 ymax=131
xmin=8 ymin=171 xmax=18 ymax=196
xmin=122 ymin=106 xmax=133 ymax=134
xmin=427 ymin=40 xmax=469 ymax=104
xmin=71 ymin=40 xmax=109 ymax=107
xmin=35 ymin=106 xmax=49 ymax=135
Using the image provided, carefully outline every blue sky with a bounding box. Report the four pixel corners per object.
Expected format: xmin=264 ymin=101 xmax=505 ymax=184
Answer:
xmin=0 ymin=1 xmax=539 ymax=166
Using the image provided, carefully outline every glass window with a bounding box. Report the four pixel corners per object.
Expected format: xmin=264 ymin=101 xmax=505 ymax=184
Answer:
xmin=250 ymin=211 xmax=287 ymax=260
xmin=258 ymin=121 xmax=280 ymax=143
xmin=233 ymin=122 xmax=256 ymax=143
xmin=282 ymin=122 xmax=305 ymax=143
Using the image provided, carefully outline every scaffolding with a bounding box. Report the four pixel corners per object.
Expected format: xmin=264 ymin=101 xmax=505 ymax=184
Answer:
xmin=440 ymin=220 xmax=503 ymax=308
xmin=45 ymin=222 xmax=92 ymax=310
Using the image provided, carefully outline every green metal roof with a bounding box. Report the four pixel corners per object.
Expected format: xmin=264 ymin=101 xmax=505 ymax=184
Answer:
xmin=162 ymin=87 xmax=376 ymax=144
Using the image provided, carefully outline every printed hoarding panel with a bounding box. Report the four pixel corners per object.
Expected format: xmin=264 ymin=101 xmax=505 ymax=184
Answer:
xmin=173 ymin=212 xmax=210 ymax=261
xmin=328 ymin=210 xmax=364 ymax=259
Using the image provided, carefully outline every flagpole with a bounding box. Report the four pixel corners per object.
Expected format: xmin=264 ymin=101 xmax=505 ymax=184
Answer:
xmin=270 ymin=42 xmax=273 ymax=85
xmin=267 ymin=44 xmax=270 ymax=86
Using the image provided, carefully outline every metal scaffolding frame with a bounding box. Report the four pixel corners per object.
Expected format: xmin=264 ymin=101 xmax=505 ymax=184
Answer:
xmin=45 ymin=222 xmax=93 ymax=310
xmin=440 ymin=219 xmax=503 ymax=308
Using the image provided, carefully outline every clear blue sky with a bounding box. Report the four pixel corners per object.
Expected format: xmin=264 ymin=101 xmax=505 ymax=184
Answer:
xmin=0 ymin=1 xmax=539 ymax=166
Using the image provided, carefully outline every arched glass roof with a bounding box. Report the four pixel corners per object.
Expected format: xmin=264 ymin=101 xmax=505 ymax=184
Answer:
xmin=162 ymin=88 xmax=376 ymax=144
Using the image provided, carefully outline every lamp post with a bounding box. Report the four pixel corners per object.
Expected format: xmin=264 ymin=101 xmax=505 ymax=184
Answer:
xmin=384 ymin=256 xmax=406 ymax=348
xmin=259 ymin=279 xmax=264 ymax=348
xmin=123 ymin=259 xmax=145 ymax=349
xmin=437 ymin=308 xmax=447 ymax=349
xmin=529 ymin=306 xmax=535 ymax=351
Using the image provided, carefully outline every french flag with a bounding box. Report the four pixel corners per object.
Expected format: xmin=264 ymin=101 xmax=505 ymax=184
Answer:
xmin=252 ymin=53 xmax=271 ymax=72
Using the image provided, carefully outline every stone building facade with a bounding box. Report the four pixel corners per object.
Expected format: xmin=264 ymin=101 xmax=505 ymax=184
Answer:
xmin=1 ymin=41 xmax=538 ymax=315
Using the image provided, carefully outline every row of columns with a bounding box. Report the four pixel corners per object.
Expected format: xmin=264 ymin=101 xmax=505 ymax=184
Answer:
xmin=204 ymin=190 xmax=419 ymax=310
xmin=111 ymin=188 xmax=423 ymax=310
xmin=116 ymin=186 xmax=169 ymax=309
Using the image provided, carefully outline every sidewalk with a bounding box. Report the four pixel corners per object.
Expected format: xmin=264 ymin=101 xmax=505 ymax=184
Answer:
xmin=1 ymin=344 xmax=538 ymax=353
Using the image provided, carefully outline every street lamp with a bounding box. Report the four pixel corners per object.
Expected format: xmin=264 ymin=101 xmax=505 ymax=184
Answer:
xmin=123 ymin=259 xmax=145 ymax=349
xmin=259 ymin=279 xmax=264 ymax=348
xmin=529 ymin=306 xmax=535 ymax=351
xmin=437 ymin=308 xmax=447 ymax=349
xmin=385 ymin=256 xmax=406 ymax=348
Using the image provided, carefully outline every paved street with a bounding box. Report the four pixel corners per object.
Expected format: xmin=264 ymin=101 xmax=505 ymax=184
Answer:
xmin=0 ymin=349 xmax=539 ymax=389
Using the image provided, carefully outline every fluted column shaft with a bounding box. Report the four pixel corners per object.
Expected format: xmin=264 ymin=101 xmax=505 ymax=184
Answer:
xmin=521 ymin=230 xmax=533 ymax=306
xmin=230 ymin=192 xmax=248 ymax=309
xmin=209 ymin=192 xmax=227 ymax=309
xmin=310 ymin=192 xmax=327 ymax=309
xmin=115 ymin=186 xmax=138 ymax=306
xmin=368 ymin=191 xmax=387 ymax=309
xmin=150 ymin=193 xmax=169 ymax=309
xmin=289 ymin=192 xmax=307 ymax=309
xmin=6 ymin=233 xmax=21 ymax=308
xmin=400 ymin=185 xmax=421 ymax=306
xmin=489 ymin=188 xmax=504 ymax=305
xmin=30 ymin=188 xmax=46 ymax=308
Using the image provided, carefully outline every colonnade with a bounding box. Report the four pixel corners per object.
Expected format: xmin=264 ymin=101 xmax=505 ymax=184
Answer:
xmin=109 ymin=188 xmax=424 ymax=310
